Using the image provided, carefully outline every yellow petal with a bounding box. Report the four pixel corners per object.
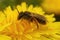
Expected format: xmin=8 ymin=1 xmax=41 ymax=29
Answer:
xmin=28 ymin=5 xmax=34 ymax=12
xmin=0 ymin=35 xmax=11 ymax=40
xmin=21 ymin=2 xmax=27 ymax=12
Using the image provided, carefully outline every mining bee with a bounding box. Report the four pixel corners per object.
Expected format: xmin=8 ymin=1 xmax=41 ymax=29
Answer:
xmin=18 ymin=11 xmax=46 ymax=24
xmin=17 ymin=11 xmax=47 ymax=29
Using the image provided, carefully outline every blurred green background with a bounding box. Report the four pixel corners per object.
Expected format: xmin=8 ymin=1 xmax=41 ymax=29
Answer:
xmin=0 ymin=0 xmax=43 ymax=10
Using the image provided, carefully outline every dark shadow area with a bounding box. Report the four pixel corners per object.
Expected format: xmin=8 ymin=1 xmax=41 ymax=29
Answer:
xmin=54 ymin=14 xmax=60 ymax=21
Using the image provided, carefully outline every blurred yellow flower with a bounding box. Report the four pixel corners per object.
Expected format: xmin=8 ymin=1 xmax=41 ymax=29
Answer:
xmin=42 ymin=0 xmax=60 ymax=14
xmin=0 ymin=2 xmax=60 ymax=40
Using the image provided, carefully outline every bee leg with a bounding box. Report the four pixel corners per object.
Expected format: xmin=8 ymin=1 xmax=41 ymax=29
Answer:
xmin=31 ymin=17 xmax=39 ymax=29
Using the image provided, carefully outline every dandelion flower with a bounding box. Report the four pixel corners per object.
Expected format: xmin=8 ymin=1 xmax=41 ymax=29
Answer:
xmin=0 ymin=2 xmax=60 ymax=40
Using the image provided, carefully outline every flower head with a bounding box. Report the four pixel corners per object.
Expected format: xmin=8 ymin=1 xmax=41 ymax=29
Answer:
xmin=0 ymin=2 xmax=60 ymax=40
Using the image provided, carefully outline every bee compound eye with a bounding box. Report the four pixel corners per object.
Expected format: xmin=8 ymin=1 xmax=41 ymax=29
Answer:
xmin=18 ymin=12 xmax=24 ymax=20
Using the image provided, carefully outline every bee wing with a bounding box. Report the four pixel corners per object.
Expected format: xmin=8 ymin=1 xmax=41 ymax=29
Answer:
xmin=32 ymin=14 xmax=46 ymax=24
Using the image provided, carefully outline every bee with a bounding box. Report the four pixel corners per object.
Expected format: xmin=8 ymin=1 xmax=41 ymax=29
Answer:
xmin=17 ymin=11 xmax=47 ymax=28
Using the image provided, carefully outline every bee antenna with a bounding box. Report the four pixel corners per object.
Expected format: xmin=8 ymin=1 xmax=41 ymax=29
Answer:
xmin=16 ymin=7 xmax=20 ymax=13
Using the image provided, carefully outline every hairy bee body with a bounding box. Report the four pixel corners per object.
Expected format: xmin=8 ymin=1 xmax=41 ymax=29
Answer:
xmin=18 ymin=11 xmax=46 ymax=25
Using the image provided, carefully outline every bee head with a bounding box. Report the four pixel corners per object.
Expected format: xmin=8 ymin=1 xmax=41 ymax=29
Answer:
xmin=18 ymin=11 xmax=31 ymax=20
